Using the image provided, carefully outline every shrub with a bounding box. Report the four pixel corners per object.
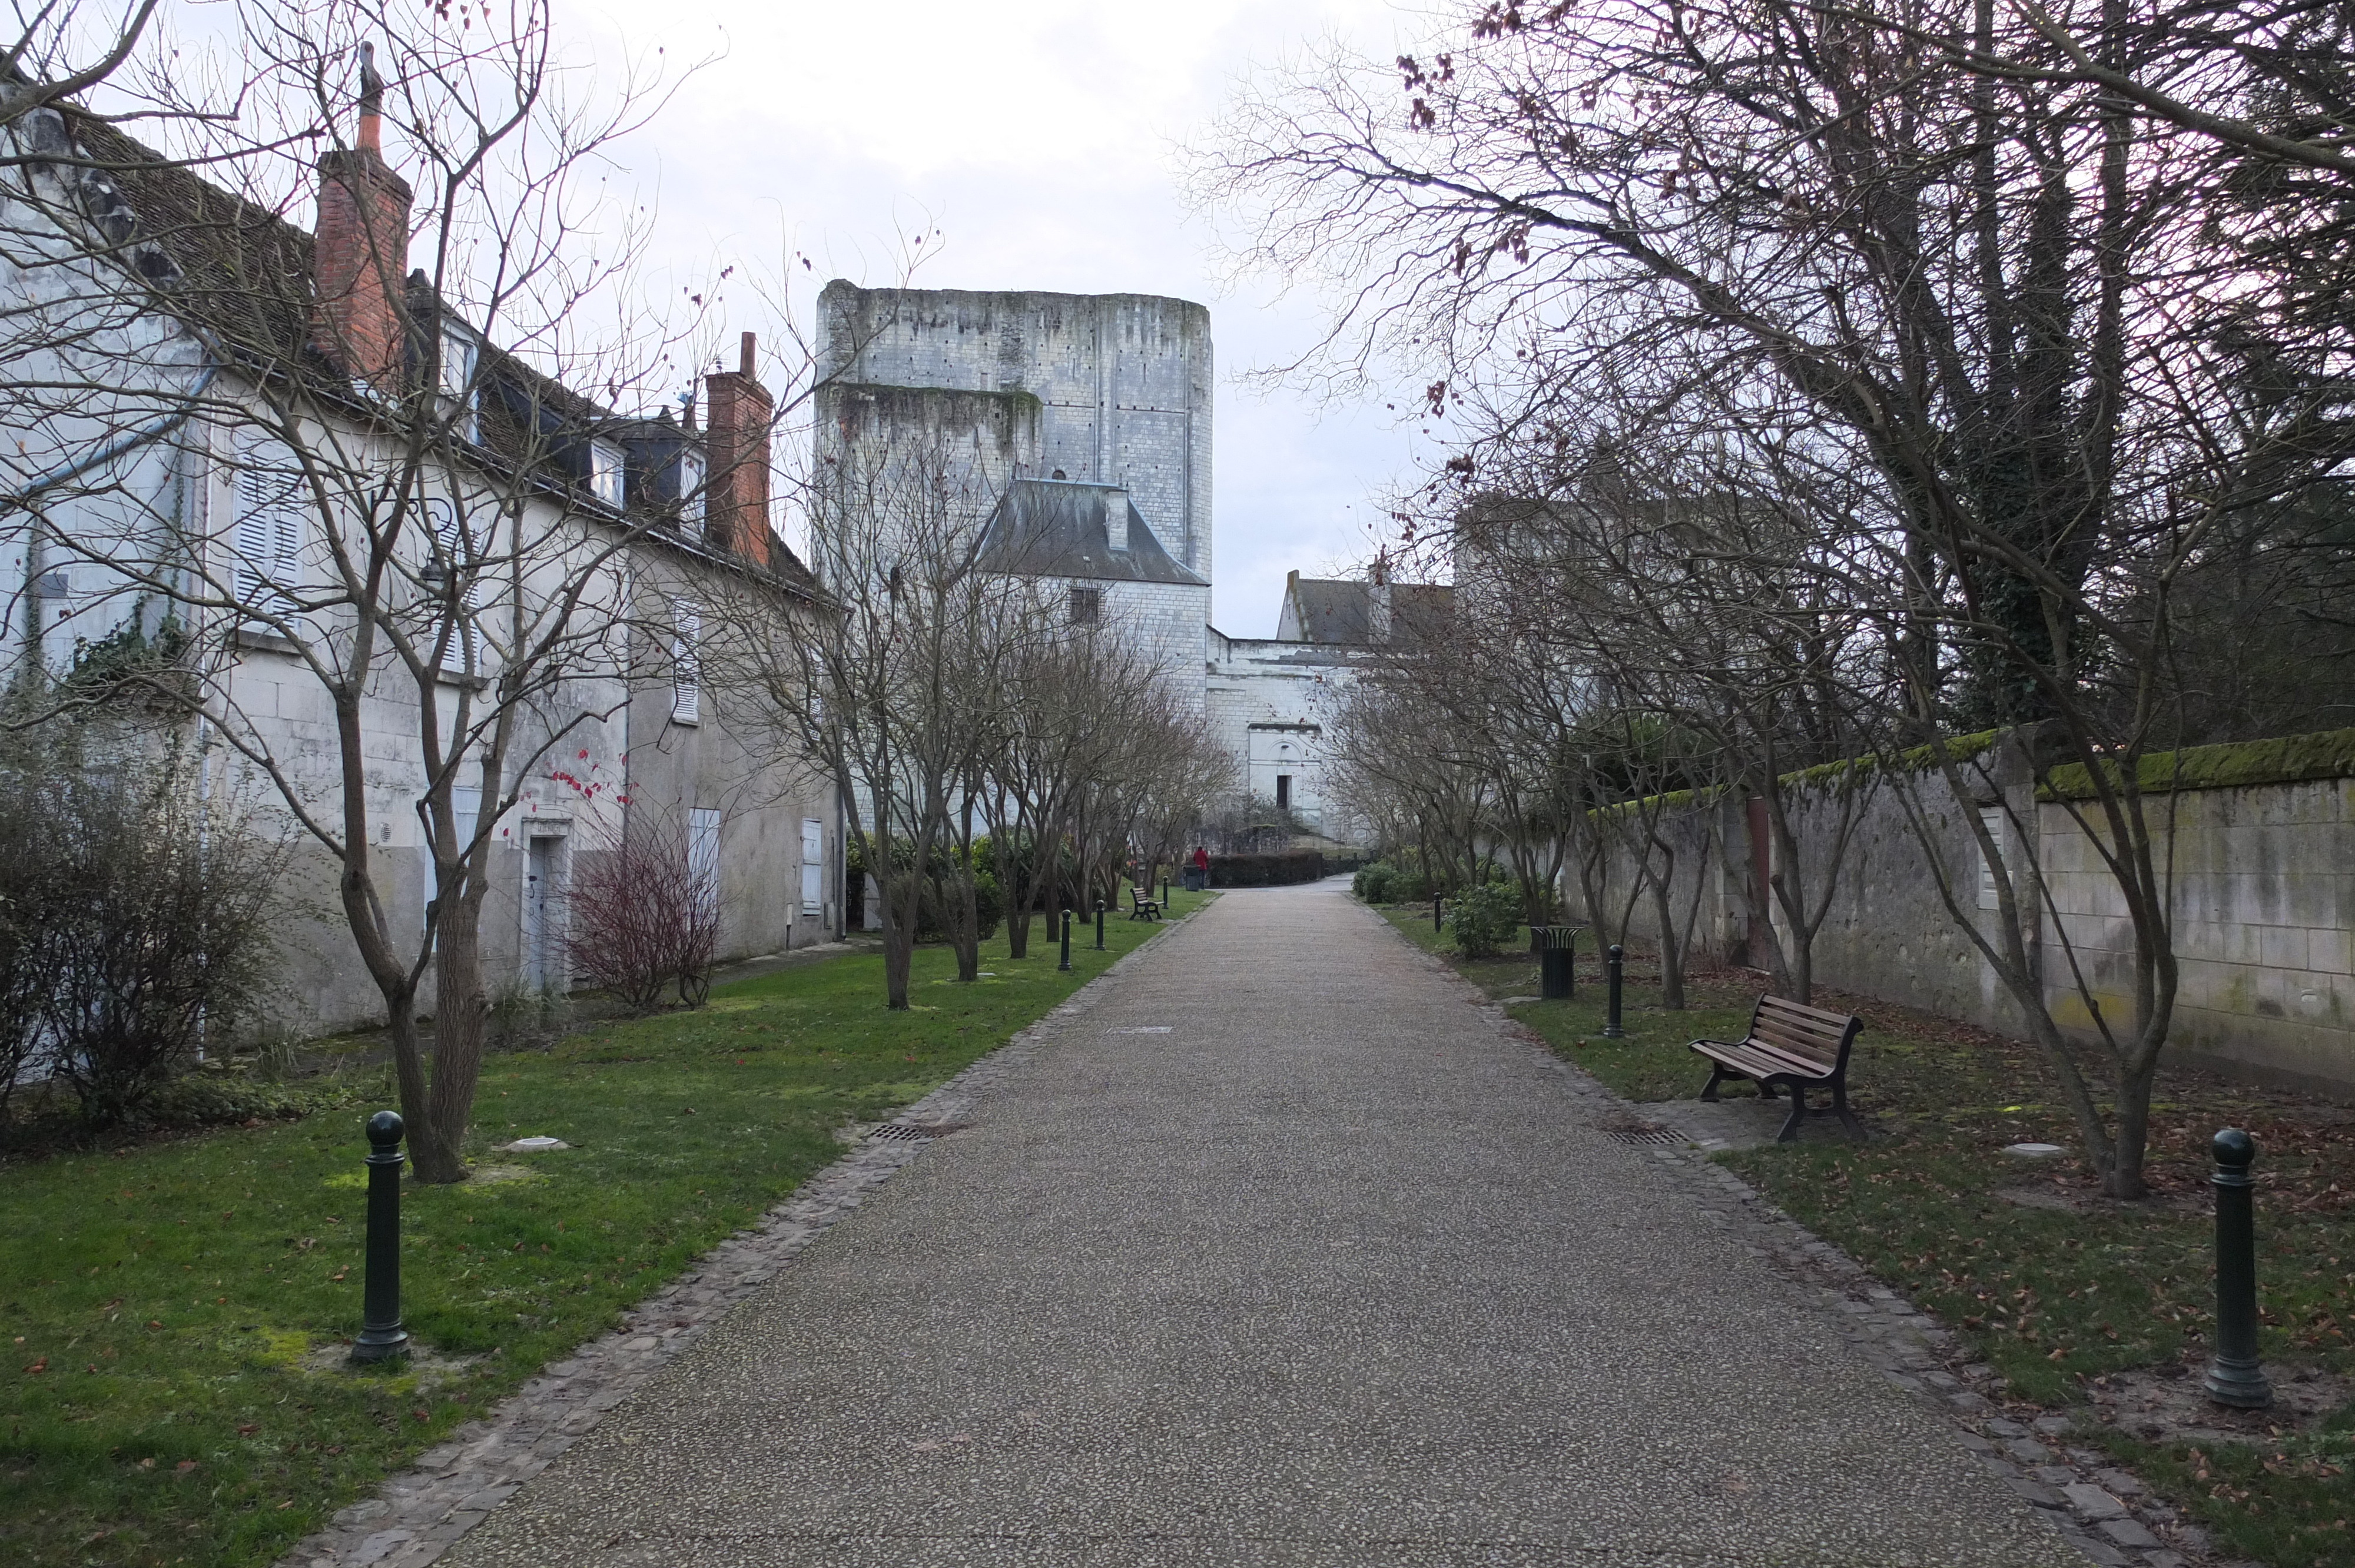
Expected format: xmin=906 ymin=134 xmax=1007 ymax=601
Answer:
xmin=562 ymin=812 xmax=719 ymax=1012
xmin=1 ymin=733 xmax=287 ymax=1130
xmin=1447 ymin=881 xmax=1521 ymax=960
xmin=918 ymin=861 xmax=1003 ymax=944
xmin=1351 ymin=860 xmax=1429 ymax=904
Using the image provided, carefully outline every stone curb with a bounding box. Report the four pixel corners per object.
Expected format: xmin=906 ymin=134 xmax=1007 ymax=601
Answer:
xmin=274 ymin=904 xmax=1208 ymax=1568
xmin=1380 ymin=919 xmax=2235 ymax=1568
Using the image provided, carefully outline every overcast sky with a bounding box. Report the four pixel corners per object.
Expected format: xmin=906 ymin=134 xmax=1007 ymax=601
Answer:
xmin=553 ymin=0 xmax=1436 ymax=637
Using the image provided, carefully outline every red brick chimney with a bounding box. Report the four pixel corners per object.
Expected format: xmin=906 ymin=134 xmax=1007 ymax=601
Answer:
xmin=703 ymin=331 xmax=774 ymax=569
xmin=310 ymin=43 xmax=412 ymax=385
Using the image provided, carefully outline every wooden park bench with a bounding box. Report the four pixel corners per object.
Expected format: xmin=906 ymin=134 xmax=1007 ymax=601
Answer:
xmin=1128 ymin=886 xmax=1162 ymax=921
xmin=1690 ymin=996 xmax=1866 ymax=1143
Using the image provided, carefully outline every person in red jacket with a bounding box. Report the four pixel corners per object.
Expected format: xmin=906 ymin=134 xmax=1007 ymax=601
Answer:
xmin=1190 ymin=845 xmax=1209 ymax=873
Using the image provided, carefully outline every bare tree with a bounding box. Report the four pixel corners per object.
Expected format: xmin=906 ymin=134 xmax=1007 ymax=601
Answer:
xmin=1 ymin=0 xmax=718 ymax=1181
xmin=1200 ymin=0 xmax=2355 ymax=1194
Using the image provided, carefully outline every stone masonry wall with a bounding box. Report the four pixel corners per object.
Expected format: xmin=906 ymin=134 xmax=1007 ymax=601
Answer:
xmin=1596 ymin=756 xmax=2355 ymax=1092
xmin=819 ymin=283 xmax=1213 ymax=584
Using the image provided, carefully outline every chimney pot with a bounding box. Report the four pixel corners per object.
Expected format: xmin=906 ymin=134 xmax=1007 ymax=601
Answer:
xmin=1105 ymin=491 xmax=1129 ymax=553
xmin=739 ymin=331 xmax=756 ymax=377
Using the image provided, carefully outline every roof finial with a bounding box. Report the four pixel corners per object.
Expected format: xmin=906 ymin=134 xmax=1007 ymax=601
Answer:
xmin=357 ymin=42 xmax=383 ymax=152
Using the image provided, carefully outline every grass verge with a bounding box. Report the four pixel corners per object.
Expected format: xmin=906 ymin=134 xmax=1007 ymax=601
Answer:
xmin=1381 ymin=902 xmax=2355 ymax=1567
xmin=2 ymin=891 xmax=1206 ymax=1568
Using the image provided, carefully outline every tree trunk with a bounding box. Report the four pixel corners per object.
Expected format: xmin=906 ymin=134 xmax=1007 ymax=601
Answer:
xmin=885 ymin=871 xmax=918 ymax=1008
xmin=1647 ymin=856 xmax=1686 ymax=1011
xmin=953 ymin=866 xmax=980 ymax=982
xmin=411 ymin=892 xmax=489 ymax=1183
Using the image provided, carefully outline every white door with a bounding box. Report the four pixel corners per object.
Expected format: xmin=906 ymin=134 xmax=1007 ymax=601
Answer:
xmin=800 ymin=818 xmax=824 ymax=916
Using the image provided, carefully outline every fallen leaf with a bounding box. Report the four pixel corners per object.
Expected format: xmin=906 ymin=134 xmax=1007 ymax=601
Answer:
xmin=23 ymin=1357 xmax=46 ymax=1374
xmin=237 ymin=1424 xmax=260 ymax=1437
xmin=175 ymin=1460 xmax=198 ymax=1474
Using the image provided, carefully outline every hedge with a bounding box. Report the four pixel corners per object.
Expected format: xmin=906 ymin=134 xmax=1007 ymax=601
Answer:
xmin=1208 ymin=850 xmax=1326 ymax=887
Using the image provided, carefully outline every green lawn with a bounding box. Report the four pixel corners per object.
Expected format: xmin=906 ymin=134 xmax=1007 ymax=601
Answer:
xmin=1381 ymin=901 xmax=2355 ymax=1568
xmin=1 ymin=892 xmax=1206 ymax=1568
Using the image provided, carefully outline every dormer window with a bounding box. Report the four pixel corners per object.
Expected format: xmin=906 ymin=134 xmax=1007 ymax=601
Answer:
xmin=440 ymin=327 xmax=478 ymax=443
xmin=590 ymin=440 xmax=625 ymax=509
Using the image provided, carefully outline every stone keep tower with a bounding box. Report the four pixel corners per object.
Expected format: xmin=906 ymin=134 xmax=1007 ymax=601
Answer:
xmin=816 ymin=283 xmax=1213 ymax=583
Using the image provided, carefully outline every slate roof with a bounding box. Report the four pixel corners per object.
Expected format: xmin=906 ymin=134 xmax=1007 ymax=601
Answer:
xmin=976 ymin=479 xmax=1208 ymax=586
xmin=1279 ymin=575 xmax=1452 ymax=647
xmin=44 ymin=102 xmax=822 ymax=600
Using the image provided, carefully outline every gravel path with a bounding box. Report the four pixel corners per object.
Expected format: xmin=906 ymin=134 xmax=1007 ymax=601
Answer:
xmin=437 ymin=880 xmax=2086 ymax=1567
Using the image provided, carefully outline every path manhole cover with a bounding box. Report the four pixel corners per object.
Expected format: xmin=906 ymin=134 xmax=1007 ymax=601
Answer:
xmin=867 ymin=1122 xmax=964 ymax=1143
xmin=1602 ymin=1123 xmax=1686 ymax=1147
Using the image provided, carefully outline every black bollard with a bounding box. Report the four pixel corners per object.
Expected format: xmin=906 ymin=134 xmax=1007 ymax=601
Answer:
xmin=349 ymin=1111 xmax=410 ymax=1364
xmin=1162 ymin=876 xmax=1170 ymax=911
xmin=1058 ymin=909 xmax=1072 ymax=972
xmin=1433 ymin=893 xmax=1444 ymax=931
xmin=1095 ymin=899 xmax=1106 ymax=950
xmin=1603 ymin=944 xmax=1626 ymax=1038
xmin=2203 ymin=1128 xmax=2273 ymax=1408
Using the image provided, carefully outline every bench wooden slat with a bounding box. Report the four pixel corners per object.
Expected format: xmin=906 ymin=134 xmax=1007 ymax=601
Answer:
xmin=1688 ymin=992 xmax=1866 ymax=1144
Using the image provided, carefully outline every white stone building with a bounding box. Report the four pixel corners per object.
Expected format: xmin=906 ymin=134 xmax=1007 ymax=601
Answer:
xmin=812 ymin=282 xmax=1456 ymax=841
xmin=1 ymin=83 xmax=842 ymax=1035
xmin=1207 ymin=572 xmax=1454 ymax=843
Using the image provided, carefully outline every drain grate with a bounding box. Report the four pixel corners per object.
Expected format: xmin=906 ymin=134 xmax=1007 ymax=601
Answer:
xmin=867 ymin=1122 xmax=963 ymax=1143
xmin=1602 ymin=1123 xmax=1686 ymax=1147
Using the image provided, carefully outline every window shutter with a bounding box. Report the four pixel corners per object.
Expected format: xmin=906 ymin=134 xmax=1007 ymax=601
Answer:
xmin=800 ymin=818 xmax=823 ymax=916
xmin=426 ymin=499 xmax=485 ymax=675
xmin=234 ymin=440 xmax=304 ymax=619
xmin=689 ymin=808 xmax=722 ymax=917
xmin=671 ymin=602 xmax=701 ymax=724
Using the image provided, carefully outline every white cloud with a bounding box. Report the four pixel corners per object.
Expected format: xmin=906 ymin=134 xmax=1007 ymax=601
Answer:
xmin=553 ymin=0 xmax=1437 ymax=634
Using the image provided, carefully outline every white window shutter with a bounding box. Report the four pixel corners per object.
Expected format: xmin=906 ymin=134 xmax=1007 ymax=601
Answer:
xmin=427 ymin=499 xmax=485 ymax=674
xmin=234 ymin=439 xmax=304 ymax=619
xmin=800 ymin=818 xmax=822 ymax=916
xmin=689 ymin=808 xmax=722 ymax=916
xmin=671 ymin=601 xmax=701 ymax=724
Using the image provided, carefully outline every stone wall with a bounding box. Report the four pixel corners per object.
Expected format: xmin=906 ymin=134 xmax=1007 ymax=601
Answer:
xmin=818 ymin=283 xmax=1212 ymax=582
xmin=1588 ymin=739 xmax=2355 ymax=1092
xmin=1053 ymin=575 xmax=1209 ymax=714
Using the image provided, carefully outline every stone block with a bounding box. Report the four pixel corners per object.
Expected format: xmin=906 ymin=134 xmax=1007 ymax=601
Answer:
xmin=2098 ymin=1517 xmax=2160 ymax=1549
xmin=2309 ymin=927 xmax=2355 ymax=977
xmin=2062 ymin=1483 xmax=2127 ymax=1520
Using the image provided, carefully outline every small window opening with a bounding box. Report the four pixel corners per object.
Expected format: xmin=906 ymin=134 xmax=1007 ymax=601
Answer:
xmin=1275 ymin=775 xmax=1292 ymax=810
xmin=1069 ymin=586 xmax=1102 ymax=625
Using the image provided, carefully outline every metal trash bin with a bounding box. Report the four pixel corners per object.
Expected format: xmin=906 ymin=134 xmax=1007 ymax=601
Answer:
xmin=1182 ymin=865 xmax=1208 ymax=892
xmin=1530 ymin=925 xmax=1583 ymax=1000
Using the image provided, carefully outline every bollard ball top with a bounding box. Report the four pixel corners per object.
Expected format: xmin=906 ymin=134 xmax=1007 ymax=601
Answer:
xmin=366 ymin=1109 xmax=405 ymax=1150
xmin=1608 ymin=944 xmax=1624 ymax=958
xmin=2213 ymin=1127 xmax=2257 ymax=1170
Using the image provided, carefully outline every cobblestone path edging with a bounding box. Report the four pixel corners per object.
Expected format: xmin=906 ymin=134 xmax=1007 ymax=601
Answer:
xmin=275 ymin=913 xmax=1195 ymax=1568
xmin=1388 ymin=926 xmax=2235 ymax=1568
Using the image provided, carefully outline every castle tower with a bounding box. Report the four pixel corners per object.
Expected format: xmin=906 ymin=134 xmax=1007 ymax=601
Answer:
xmin=815 ymin=283 xmax=1213 ymax=584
